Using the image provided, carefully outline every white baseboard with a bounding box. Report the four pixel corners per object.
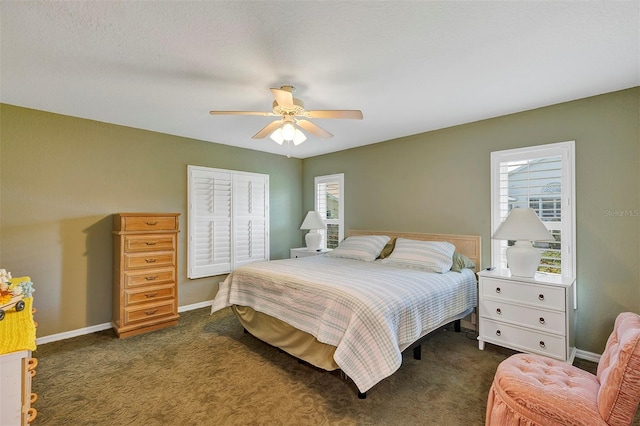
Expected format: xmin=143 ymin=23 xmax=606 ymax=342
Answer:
xmin=35 ymin=302 xmax=605 ymax=364
xmin=575 ymin=348 xmax=601 ymax=363
xmin=36 ymin=301 xmax=214 ymax=345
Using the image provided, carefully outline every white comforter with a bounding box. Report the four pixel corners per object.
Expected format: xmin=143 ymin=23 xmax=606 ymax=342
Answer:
xmin=210 ymin=256 xmax=477 ymax=393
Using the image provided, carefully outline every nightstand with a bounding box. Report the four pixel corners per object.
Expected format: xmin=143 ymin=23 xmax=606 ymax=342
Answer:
xmin=477 ymin=268 xmax=576 ymax=362
xmin=289 ymin=247 xmax=332 ymax=259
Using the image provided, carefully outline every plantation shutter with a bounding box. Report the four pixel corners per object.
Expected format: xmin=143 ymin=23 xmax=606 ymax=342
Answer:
xmin=314 ymin=174 xmax=344 ymax=249
xmin=233 ymin=174 xmax=268 ymax=268
xmin=491 ymin=142 xmax=575 ymax=278
xmin=188 ymin=166 xmax=269 ymax=278
xmin=188 ymin=168 xmax=232 ymax=277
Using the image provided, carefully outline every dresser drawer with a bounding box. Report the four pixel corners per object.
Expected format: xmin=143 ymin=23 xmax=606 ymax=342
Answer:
xmin=124 ymin=268 xmax=175 ymax=288
xmin=480 ymin=298 xmax=565 ymax=334
xmin=481 ymin=278 xmax=565 ymax=310
xmin=481 ymin=318 xmax=566 ymax=360
xmin=124 ymin=300 xmax=176 ymax=324
xmin=124 ymin=234 xmax=176 ymax=253
xmin=124 ymin=252 xmax=175 ymax=270
xmin=121 ymin=215 xmax=178 ymax=232
xmin=124 ymin=284 xmax=175 ymax=306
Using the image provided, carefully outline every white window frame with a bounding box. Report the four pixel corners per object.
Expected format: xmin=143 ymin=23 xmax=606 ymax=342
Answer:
xmin=490 ymin=141 xmax=575 ymax=279
xmin=187 ymin=165 xmax=269 ymax=278
xmin=314 ymin=173 xmax=344 ymax=249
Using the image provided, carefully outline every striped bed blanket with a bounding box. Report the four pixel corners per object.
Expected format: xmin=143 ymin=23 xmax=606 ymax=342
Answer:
xmin=211 ymin=256 xmax=477 ymax=393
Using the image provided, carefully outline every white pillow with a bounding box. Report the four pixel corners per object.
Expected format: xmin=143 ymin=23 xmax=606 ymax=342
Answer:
xmin=326 ymin=235 xmax=391 ymax=262
xmin=380 ymin=238 xmax=455 ymax=273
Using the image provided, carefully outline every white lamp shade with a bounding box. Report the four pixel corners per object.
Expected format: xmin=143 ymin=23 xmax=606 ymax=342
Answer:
xmin=493 ymin=207 xmax=554 ymax=278
xmin=492 ymin=208 xmax=553 ymax=241
xmin=300 ymin=211 xmax=326 ymax=230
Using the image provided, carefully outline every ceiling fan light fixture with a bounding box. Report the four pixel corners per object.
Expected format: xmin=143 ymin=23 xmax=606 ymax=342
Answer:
xmin=269 ymin=123 xmax=307 ymax=146
xmin=269 ymin=127 xmax=285 ymax=145
xmin=292 ymin=128 xmax=307 ymax=145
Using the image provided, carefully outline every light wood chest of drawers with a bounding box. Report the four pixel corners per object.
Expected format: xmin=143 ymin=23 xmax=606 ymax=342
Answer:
xmin=477 ymin=269 xmax=576 ymax=362
xmin=112 ymin=213 xmax=180 ymax=338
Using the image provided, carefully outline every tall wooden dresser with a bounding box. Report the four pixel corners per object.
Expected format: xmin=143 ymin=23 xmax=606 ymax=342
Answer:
xmin=112 ymin=213 xmax=180 ymax=338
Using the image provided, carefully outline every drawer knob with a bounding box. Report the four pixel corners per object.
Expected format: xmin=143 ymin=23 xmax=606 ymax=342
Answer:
xmin=145 ymin=292 xmax=158 ymax=298
xmin=145 ymin=309 xmax=158 ymax=316
xmin=539 ymin=317 xmax=545 ymax=324
xmin=539 ymin=341 xmax=546 ymax=349
xmin=496 ymin=330 xmax=501 ymax=337
xmin=538 ymin=294 xmax=545 ymax=301
xmin=495 ymin=287 xmax=501 ymax=294
xmin=145 ymin=241 xmax=157 ymax=246
xmin=145 ymin=258 xmax=157 ymax=263
xmin=496 ymin=308 xmax=502 ymax=315
xmin=146 ymin=221 xmax=158 ymax=226
xmin=145 ymin=276 xmax=158 ymax=281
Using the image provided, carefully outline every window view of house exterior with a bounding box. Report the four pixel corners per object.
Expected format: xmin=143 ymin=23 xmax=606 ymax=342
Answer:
xmin=315 ymin=173 xmax=344 ymax=249
xmin=491 ymin=141 xmax=575 ymax=277
xmin=499 ymin=156 xmax=563 ymax=273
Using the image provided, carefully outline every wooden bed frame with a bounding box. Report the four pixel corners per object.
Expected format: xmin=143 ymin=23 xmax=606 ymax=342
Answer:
xmin=236 ymin=230 xmax=482 ymax=399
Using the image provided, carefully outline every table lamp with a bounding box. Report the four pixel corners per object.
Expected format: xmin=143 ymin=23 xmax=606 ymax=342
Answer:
xmin=300 ymin=211 xmax=326 ymax=251
xmin=492 ymin=207 xmax=554 ymax=277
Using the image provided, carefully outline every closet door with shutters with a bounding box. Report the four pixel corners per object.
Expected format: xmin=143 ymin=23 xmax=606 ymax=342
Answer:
xmin=233 ymin=174 xmax=269 ymax=268
xmin=188 ymin=168 xmax=232 ymax=278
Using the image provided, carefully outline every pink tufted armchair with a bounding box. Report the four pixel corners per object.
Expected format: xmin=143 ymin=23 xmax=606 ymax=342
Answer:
xmin=485 ymin=312 xmax=640 ymax=425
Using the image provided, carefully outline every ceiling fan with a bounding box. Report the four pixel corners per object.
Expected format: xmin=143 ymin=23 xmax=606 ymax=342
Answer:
xmin=209 ymin=85 xmax=363 ymax=145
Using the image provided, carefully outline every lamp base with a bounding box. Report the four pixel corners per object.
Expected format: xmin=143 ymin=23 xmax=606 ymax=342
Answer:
xmin=305 ymin=231 xmax=322 ymax=251
xmin=506 ymin=241 xmax=541 ymax=278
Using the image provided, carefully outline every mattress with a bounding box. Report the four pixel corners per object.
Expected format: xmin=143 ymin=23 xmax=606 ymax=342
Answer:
xmin=211 ymin=256 xmax=477 ymax=393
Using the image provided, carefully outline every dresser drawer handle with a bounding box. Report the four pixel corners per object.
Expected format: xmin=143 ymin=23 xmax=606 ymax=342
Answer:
xmin=145 ymin=309 xmax=158 ymax=316
xmin=495 ymin=287 xmax=501 ymax=294
xmin=27 ymin=357 xmax=38 ymax=371
xmin=496 ymin=330 xmax=501 ymax=337
xmin=145 ymin=241 xmax=158 ymax=246
xmin=145 ymin=275 xmax=158 ymax=281
xmin=539 ymin=317 xmax=545 ymax=324
xmin=145 ymin=258 xmax=157 ymax=263
xmin=496 ymin=308 xmax=502 ymax=315
xmin=27 ymin=407 xmax=37 ymax=423
xmin=538 ymin=294 xmax=545 ymax=301
xmin=146 ymin=221 xmax=158 ymax=226
xmin=145 ymin=292 xmax=159 ymax=298
xmin=539 ymin=341 xmax=546 ymax=349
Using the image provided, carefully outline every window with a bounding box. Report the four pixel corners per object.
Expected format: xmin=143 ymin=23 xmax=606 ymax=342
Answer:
xmin=187 ymin=166 xmax=269 ymax=278
xmin=490 ymin=142 xmax=575 ymax=278
xmin=314 ymin=173 xmax=344 ymax=249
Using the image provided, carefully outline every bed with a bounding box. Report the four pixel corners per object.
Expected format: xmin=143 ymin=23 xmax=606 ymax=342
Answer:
xmin=210 ymin=230 xmax=481 ymax=398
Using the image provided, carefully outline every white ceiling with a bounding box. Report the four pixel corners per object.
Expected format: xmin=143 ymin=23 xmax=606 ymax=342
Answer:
xmin=1 ymin=1 xmax=638 ymax=159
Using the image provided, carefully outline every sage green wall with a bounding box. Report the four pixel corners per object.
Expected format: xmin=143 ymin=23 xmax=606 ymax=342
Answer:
xmin=0 ymin=104 xmax=302 ymax=337
xmin=302 ymin=87 xmax=640 ymax=355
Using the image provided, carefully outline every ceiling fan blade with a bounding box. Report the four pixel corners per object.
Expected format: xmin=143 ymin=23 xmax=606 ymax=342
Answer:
xmin=306 ymin=110 xmax=363 ymax=119
xmin=297 ymin=119 xmax=333 ymax=138
xmin=270 ymin=88 xmax=294 ymax=109
xmin=209 ymin=111 xmax=273 ymax=116
xmin=252 ymin=120 xmax=283 ymax=139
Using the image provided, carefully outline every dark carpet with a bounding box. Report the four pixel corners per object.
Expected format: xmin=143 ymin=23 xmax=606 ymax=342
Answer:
xmin=31 ymin=307 xmax=621 ymax=425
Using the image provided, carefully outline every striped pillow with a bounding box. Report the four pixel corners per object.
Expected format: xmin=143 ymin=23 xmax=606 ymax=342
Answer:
xmin=381 ymin=238 xmax=455 ymax=273
xmin=326 ymin=235 xmax=391 ymax=262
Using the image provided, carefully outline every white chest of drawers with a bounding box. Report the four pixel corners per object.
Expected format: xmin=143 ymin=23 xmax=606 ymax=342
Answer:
xmin=289 ymin=248 xmax=332 ymax=258
xmin=477 ymin=269 xmax=576 ymax=362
